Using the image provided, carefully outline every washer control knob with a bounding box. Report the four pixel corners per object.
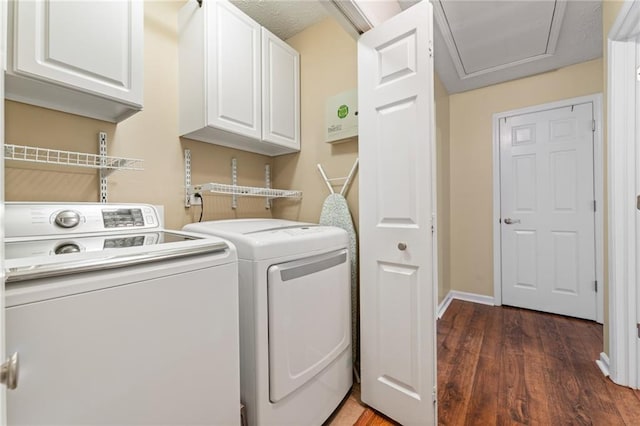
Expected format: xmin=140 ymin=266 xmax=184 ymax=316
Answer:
xmin=54 ymin=243 xmax=81 ymax=255
xmin=54 ymin=210 xmax=80 ymax=228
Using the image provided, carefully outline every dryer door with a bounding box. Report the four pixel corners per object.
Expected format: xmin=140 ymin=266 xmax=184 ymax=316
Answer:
xmin=267 ymin=249 xmax=350 ymax=403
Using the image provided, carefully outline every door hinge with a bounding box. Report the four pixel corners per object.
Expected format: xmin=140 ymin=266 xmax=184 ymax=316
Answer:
xmin=431 ymin=213 xmax=436 ymax=234
xmin=593 ymin=200 xmax=597 ymax=212
xmin=432 ymin=386 xmax=437 ymax=404
xmin=636 ymin=66 xmax=640 ymax=81
xmin=637 ymin=323 xmax=640 ymax=338
xmin=594 ymin=280 xmax=598 ymax=292
xmin=592 ymin=119 xmax=596 ymax=132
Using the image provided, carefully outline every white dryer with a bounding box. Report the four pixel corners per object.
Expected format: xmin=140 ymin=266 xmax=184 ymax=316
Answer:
xmin=183 ymin=219 xmax=352 ymax=426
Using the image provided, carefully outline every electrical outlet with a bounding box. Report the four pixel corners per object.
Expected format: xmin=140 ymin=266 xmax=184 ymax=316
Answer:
xmin=189 ymin=194 xmax=202 ymax=206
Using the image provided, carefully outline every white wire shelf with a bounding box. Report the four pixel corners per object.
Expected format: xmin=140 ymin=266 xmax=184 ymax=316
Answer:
xmin=4 ymin=144 xmax=144 ymax=171
xmin=191 ymin=182 xmax=302 ymax=199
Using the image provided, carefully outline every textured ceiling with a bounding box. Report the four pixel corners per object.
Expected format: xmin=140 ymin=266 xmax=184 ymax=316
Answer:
xmin=230 ymin=0 xmax=328 ymax=40
xmin=231 ymin=0 xmax=602 ymax=94
xmin=433 ymin=0 xmax=602 ymax=93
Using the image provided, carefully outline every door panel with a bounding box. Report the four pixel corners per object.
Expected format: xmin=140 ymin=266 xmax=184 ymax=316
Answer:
xmin=377 ymin=263 xmax=420 ymax=397
xmin=377 ymin=97 xmax=418 ymax=225
xmin=358 ymin=2 xmax=436 ymax=424
xmin=515 ymin=230 xmax=537 ymax=289
xmin=500 ymin=102 xmax=596 ymax=320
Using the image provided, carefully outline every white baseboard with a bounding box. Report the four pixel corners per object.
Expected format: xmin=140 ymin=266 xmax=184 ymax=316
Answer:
xmin=437 ymin=290 xmax=495 ymax=318
xmin=437 ymin=292 xmax=454 ymax=319
xmin=449 ymin=290 xmax=495 ymax=306
xmin=595 ymin=352 xmax=610 ymax=377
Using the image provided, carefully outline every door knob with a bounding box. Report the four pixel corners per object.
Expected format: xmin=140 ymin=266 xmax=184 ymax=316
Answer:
xmin=397 ymin=242 xmax=407 ymax=251
xmin=503 ymin=218 xmax=521 ymax=225
xmin=0 ymin=352 xmax=19 ymax=390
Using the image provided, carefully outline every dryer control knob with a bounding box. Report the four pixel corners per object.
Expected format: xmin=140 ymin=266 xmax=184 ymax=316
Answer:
xmin=54 ymin=210 xmax=80 ymax=228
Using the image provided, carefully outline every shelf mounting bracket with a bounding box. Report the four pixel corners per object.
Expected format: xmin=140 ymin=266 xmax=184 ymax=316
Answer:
xmin=99 ymin=132 xmax=108 ymax=203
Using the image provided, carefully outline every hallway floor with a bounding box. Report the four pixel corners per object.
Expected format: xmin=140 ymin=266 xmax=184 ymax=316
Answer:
xmin=326 ymin=300 xmax=640 ymax=425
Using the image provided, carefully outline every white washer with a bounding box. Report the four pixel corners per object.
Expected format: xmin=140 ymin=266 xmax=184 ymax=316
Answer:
xmin=5 ymin=203 xmax=241 ymax=425
xmin=183 ymin=219 xmax=352 ymax=426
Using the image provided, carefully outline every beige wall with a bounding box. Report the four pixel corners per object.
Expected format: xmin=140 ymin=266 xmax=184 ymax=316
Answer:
xmin=435 ymin=74 xmax=451 ymax=304
xmin=449 ymin=58 xmax=604 ymax=296
xmin=272 ymin=18 xmax=359 ymax=225
xmin=5 ymin=0 xmax=272 ymax=230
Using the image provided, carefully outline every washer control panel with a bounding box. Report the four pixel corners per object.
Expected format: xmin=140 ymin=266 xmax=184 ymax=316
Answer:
xmin=5 ymin=203 xmax=161 ymax=238
xmin=102 ymin=208 xmax=145 ymax=228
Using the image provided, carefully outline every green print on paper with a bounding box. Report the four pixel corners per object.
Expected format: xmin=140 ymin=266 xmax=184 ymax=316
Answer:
xmin=337 ymin=104 xmax=349 ymax=119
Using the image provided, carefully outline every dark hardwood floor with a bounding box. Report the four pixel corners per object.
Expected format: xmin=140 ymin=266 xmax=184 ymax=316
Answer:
xmin=354 ymin=300 xmax=640 ymax=425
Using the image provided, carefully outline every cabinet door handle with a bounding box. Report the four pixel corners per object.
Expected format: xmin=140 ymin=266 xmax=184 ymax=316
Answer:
xmin=504 ymin=218 xmax=521 ymax=225
xmin=398 ymin=242 xmax=407 ymax=251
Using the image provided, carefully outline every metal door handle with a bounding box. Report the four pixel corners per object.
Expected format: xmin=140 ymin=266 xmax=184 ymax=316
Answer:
xmin=0 ymin=352 xmax=19 ymax=390
xmin=504 ymin=218 xmax=521 ymax=225
xmin=398 ymin=242 xmax=407 ymax=251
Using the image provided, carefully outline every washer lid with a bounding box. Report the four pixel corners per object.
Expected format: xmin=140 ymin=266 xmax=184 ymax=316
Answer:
xmin=183 ymin=219 xmax=347 ymax=260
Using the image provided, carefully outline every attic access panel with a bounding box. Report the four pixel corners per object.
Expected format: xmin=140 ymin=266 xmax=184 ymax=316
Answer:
xmin=434 ymin=0 xmax=566 ymax=78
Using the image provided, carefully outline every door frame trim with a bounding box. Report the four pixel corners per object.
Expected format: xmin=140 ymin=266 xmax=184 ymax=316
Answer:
xmin=492 ymin=93 xmax=604 ymax=324
xmin=607 ymin=0 xmax=640 ymax=389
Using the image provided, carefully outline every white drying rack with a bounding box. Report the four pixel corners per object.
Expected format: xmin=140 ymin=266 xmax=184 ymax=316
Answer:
xmin=184 ymin=150 xmax=302 ymax=209
xmin=317 ymin=158 xmax=359 ymax=196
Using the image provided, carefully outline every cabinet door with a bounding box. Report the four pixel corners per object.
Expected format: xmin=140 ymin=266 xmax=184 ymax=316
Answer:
xmin=207 ymin=0 xmax=261 ymax=140
xmin=12 ymin=0 xmax=142 ymax=107
xmin=261 ymin=28 xmax=300 ymax=150
xmin=12 ymin=0 xmax=143 ymax=105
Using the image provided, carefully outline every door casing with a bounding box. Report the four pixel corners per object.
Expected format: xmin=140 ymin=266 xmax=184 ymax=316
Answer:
xmin=492 ymin=93 xmax=604 ymax=324
xmin=607 ymin=0 xmax=640 ymax=390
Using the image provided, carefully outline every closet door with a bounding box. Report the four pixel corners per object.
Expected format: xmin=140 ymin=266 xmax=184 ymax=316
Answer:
xmin=0 ymin=0 xmax=6 ymax=421
xmin=261 ymin=28 xmax=300 ymax=150
xmin=358 ymin=1 xmax=437 ymax=425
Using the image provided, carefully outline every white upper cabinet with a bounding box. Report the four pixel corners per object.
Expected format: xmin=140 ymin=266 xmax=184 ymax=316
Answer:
xmin=6 ymin=0 xmax=143 ymax=123
xmin=261 ymin=28 xmax=300 ymax=150
xmin=179 ymin=0 xmax=300 ymax=157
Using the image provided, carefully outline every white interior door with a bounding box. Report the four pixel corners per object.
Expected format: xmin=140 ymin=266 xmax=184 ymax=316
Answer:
xmin=500 ymin=102 xmax=596 ymax=320
xmin=1 ymin=0 xmax=7 ymax=422
xmin=636 ymin=35 xmax=640 ymax=390
xmin=358 ymin=2 xmax=436 ymax=424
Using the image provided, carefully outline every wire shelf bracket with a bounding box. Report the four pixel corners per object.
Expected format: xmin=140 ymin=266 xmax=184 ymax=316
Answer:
xmin=184 ymin=149 xmax=302 ymax=209
xmin=4 ymin=132 xmax=144 ymax=203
